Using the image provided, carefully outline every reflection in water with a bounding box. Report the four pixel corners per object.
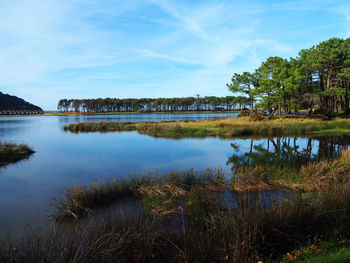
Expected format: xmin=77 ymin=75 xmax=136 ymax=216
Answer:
xmin=0 ymin=114 xmax=350 ymax=238
xmin=227 ymin=135 xmax=350 ymax=170
xmin=57 ymin=112 xmax=239 ymax=124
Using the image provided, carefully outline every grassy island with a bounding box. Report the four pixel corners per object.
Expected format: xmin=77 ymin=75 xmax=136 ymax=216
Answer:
xmin=64 ymin=116 xmax=350 ymax=139
xmin=0 ymin=142 xmax=34 ymax=167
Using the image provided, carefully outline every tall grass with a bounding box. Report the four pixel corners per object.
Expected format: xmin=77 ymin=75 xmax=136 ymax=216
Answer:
xmin=64 ymin=117 xmax=350 ymax=139
xmin=233 ymin=149 xmax=350 ymax=192
xmin=0 ymin=142 xmax=34 ymax=167
xmin=52 ymin=169 xmax=226 ymax=220
xmin=3 ymin=148 xmax=350 ymax=261
xmin=2 ymin=185 xmax=350 ymax=262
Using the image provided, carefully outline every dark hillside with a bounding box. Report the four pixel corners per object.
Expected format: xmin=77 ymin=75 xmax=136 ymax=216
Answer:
xmin=0 ymin=92 xmax=43 ymax=111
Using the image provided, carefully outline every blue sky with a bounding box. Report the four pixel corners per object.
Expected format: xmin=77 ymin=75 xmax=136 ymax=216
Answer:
xmin=0 ymin=0 xmax=350 ymax=110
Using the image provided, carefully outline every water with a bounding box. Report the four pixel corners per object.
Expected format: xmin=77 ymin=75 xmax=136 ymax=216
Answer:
xmin=0 ymin=112 xmax=349 ymax=237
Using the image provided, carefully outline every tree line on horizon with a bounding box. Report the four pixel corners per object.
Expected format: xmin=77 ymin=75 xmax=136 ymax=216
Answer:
xmin=58 ymin=37 xmax=350 ymax=115
xmin=227 ymin=37 xmax=350 ymax=116
xmin=57 ymin=96 xmax=249 ymax=112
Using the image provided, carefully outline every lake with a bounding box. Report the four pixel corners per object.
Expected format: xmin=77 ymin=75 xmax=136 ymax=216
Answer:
xmin=0 ymin=112 xmax=349 ymax=237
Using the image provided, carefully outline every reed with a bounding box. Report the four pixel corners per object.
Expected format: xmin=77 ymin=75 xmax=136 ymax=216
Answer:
xmin=2 ymin=185 xmax=350 ymax=262
xmin=52 ymin=169 xmax=226 ymax=220
xmin=232 ymin=149 xmax=350 ymax=192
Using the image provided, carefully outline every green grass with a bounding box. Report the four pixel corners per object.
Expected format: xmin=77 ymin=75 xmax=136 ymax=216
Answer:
xmin=0 ymin=142 xmax=34 ymax=167
xmin=271 ymin=240 xmax=350 ymax=262
xmin=64 ymin=117 xmax=350 ymax=139
xmin=309 ymin=128 xmax=350 ymax=134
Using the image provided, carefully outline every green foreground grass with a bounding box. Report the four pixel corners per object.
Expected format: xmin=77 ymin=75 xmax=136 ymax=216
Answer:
xmin=0 ymin=142 xmax=34 ymax=167
xmin=273 ymin=240 xmax=350 ymax=263
xmin=64 ymin=116 xmax=350 ymax=139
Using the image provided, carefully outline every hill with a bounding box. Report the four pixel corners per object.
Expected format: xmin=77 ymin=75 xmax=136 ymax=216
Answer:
xmin=0 ymin=92 xmax=43 ymax=111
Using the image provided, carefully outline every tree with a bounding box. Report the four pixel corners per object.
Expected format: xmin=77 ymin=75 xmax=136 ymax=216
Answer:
xmin=255 ymin=56 xmax=289 ymax=116
xmin=227 ymin=72 xmax=258 ymax=113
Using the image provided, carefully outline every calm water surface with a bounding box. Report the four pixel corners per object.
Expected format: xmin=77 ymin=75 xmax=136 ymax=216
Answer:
xmin=0 ymin=112 xmax=349 ymax=237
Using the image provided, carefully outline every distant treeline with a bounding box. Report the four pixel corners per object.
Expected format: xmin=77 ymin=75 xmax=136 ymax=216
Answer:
xmin=227 ymin=37 xmax=350 ymax=115
xmin=57 ymin=96 xmax=248 ymax=112
xmin=0 ymin=92 xmax=42 ymax=111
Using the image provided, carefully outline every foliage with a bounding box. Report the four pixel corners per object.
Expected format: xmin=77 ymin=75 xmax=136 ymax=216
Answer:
xmin=227 ymin=37 xmax=350 ymax=116
xmin=57 ymin=96 xmax=238 ymax=113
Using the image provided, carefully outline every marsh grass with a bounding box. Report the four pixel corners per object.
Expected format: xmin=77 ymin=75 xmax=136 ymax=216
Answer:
xmin=52 ymin=169 xmax=226 ymax=220
xmin=2 ymin=184 xmax=350 ymax=263
xmin=3 ymin=148 xmax=350 ymax=261
xmin=233 ymin=149 xmax=350 ymax=192
xmin=64 ymin=117 xmax=350 ymax=139
xmin=0 ymin=142 xmax=34 ymax=167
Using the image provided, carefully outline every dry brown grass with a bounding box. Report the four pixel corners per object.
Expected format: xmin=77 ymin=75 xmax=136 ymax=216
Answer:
xmin=233 ymin=149 xmax=350 ymax=192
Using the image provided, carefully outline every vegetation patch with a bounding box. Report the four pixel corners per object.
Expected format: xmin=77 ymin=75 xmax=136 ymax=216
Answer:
xmin=309 ymin=128 xmax=350 ymax=134
xmin=0 ymin=142 xmax=34 ymax=167
xmin=52 ymin=169 xmax=226 ymax=220
xmin=64 ymin=117 xmax=350 ymax=139
xmin=2 ymin=184 xmax=350 ymax=262
xmin=233 ymin=149 xmax=350 ymax=192
xmin=275 ymin=240 xmax=350 ymax=262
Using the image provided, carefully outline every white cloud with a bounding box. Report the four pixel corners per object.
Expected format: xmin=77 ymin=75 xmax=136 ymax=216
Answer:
xmin=1 ymin=0 xmax=349 ymax=109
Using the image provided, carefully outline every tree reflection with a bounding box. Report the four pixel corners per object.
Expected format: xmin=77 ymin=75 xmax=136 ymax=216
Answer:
xmin=227 ymin=135 xmax=350 ymax=170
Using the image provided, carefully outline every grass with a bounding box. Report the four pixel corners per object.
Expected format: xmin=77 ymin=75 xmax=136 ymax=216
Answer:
xmin=52 ymin=169 xmax=226 ymax=220
xmin=274 ymin=240 xmax=350 ymax=262
xmin=52 ymin=149 xmax=350 ymax=220
xmin=41 ymin=151 xmax=350 ymax=262
xmin=2 ymin=183 xmax=350 ymax=262
xmin=309 ymin=128 xmax=350 ymax=134
xmin=2 ymin=147 xmax=350 ymax=262
xmin=0 ymin=142 xmax=34 ymax=167
xmin=64 ymin=116 xmax=350 ymax=138
xmin=232 ymin=149 xmax=350 ymax=192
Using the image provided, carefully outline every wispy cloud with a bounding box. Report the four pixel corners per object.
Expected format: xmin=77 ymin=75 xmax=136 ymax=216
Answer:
xmin=0 ymin=0 xmax=349 ymax=109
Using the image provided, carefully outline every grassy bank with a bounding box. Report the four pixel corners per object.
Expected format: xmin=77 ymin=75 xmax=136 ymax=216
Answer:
xmin=0 ymin=142 xmax=34 ymax=167
xmin=64 ymin=116 xmax=350 ymax=138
